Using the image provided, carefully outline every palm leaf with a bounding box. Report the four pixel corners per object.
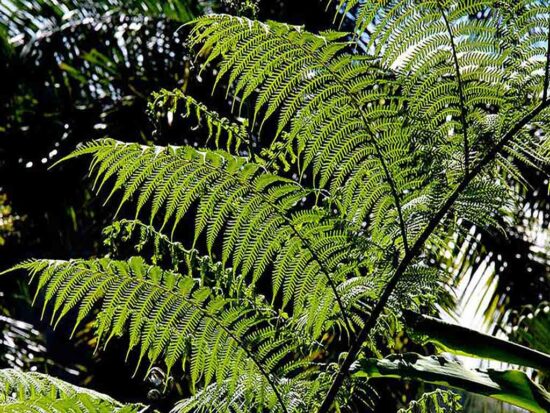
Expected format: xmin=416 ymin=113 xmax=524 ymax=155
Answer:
xmin=356 ymin=353 xmax=550 ymax=413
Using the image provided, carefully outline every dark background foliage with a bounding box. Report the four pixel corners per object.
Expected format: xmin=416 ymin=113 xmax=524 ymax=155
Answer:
xmin=0 ymin=0 xmax=548 ymax=411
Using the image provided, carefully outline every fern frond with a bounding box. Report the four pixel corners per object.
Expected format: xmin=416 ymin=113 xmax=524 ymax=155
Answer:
xmin=188 ymin=14 xmax=415 ymax=252
xmin=172 ymin=370 xmax=378 ymax=413
xmin=326 ymin=1 xmax=550 ymax=166
xmin=8 ymin=4 xmax=550 ymax=413
xmin=104 ymin=218 xmax=194 ymax=270
xmin=363 ymin=2 xmax=506 ymax=166
xmin=103 ymin=218 xmax=264 ymax=299
xmin=504 ymin=1 xmax=550 ymax=102
xmin=7 ymin=257 xmax=314 ymax=412
xmin=149 ymin=88 xmax=250 ymax=153
xmin=0 ymin=368 xmax=145 ymax=412
xmin=171 ymin=374 xmax=327 ymax=413
xmin=186 ymin=12 xmax=517 ymax=262
xmin=325 ymin=0 xmax=382 ymax=35
xmin=68 ymin=139 xmax=371 ymax=335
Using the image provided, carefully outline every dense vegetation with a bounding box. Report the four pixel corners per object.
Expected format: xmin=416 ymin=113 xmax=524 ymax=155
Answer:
xmin=1 ymin=1 xmax=550 ymax=412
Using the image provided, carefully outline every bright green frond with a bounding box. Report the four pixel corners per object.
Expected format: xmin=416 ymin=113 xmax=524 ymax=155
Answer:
xmin=0 ymin=369 xmax=145 ymax=412
xmin=504 ymin=1 xmax=550 ymax=101
xmin=149 ymin=88 xmax=250 ymax=153
xmin=7 ymin=256 xmax=310 ymax=407
xmin=171 ymin=374 xmax=327 ymax=413
xmin=68 ymin=139 xmax=374 ymax=335
xmin=188 ymin=14 xmax=416 ymax=252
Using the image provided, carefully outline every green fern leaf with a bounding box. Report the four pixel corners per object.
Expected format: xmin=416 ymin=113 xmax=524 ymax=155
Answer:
xmin=0 ymin=369 xmax=146 ymax=412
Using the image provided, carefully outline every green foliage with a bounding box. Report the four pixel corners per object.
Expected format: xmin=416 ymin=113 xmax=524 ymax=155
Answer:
xmin=149 ymin=88 xmax=250 ymax=153
xmin=222 ymin=0 xmax=259 ymax=16
xmin=186 ymin=12 xmax=528 ymax=259
xmin=507 ymin=302 xmax=550 ymax=389
xmin=405 ymin=311 xmax=550 ymax=372
xmin=0 ymin=0 xmax=203 ymax=174
xmin=0 ymin=195 xmax=18 ymax=247
xmin=510 ymin=302 xmax=550 ymax=354
xmin=5 ymin=253 xmax=372 ymax=412
xmin=3 ymin=1 xmax=550 ymax=412
xmin=398 ymin=389 xmax=462 ymax=413
xmin=171 ymin=373 xmax=328 ymax=413
xmin=357 ymin=353 xmax=550 ymax=413
xmin=0 ymin=0 xmax=199 ymax=37
xmin=189 ymin=16 xmax=413 ymax=247
xmin=0 ymin=369 xmax=145 ymax=412
xmin=7 ymin=257 xmax=312 ymax=396
xmin=103 ymin=219 xmax=229 ymax=280
xmin=59 ymin=138 xmax=382 ymax=337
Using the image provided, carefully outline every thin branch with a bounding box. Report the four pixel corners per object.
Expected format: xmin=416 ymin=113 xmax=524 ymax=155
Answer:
xmin=111 ymin=218 xmax=193 ymax=254
xmin=316 ymin=98 xmax=550 ymax=413
xmin=437 ymin=1 xmax=470 ymax=174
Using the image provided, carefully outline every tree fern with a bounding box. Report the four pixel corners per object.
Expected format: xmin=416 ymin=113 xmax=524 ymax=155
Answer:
xmin=186 ymin=13 xmax=523 ymax=258
xmin=188 ymin=16 xmax=412 ymax=251
xmin=4 ymin=1 xmax=550 ymax=412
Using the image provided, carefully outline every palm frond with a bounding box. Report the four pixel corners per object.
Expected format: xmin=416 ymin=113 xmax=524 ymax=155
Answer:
xmin=507 ymin=301 xmax=550 ymax=356
xmin=0 ymin=0 xmax=199 ymax=39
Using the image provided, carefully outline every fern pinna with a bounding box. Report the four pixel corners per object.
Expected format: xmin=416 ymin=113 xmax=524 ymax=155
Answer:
xmin=4 ymin=1 xmax=550 ymax=412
